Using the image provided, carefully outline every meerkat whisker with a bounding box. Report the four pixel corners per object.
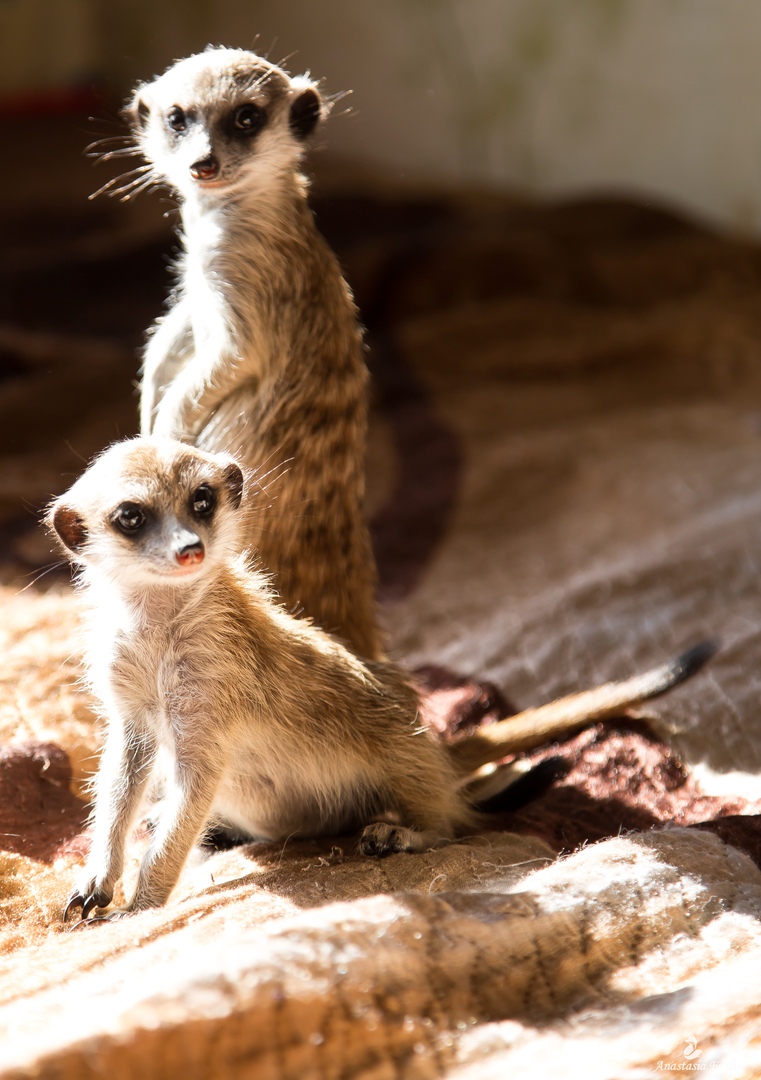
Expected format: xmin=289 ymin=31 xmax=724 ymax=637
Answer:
xmin=89 ymin=166 xmax=154 ymax=201
xmin=118 ymin=175 xmax=162 ymax=203
xmin=84 ymin=135 xmax=138 ymax=155
xmin=94 ymin=147 xmax=143 ymax=163
xmin=15 ymin=561 xmax=68 ymax=594
xmin=273 ymin=52 xmax=298 ymax=71
xmin=85 ymin=141 xmax=141 ymax=161
xmin=250 ymin=458 xmax=294 ymax=490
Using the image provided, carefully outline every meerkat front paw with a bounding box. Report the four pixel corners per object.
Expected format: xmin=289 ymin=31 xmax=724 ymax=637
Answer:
xmin=63 ymin=876 xmax=115 ymax=922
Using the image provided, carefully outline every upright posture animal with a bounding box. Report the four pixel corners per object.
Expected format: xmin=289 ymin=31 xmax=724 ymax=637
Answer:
xmin=124 ymin=47 xmax=379 ymax=658
xmin=49 ymin=438 xmax=715 ymax=919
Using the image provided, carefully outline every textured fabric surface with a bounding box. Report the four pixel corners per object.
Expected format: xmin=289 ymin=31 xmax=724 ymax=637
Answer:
xmin=2 ymin=120 xmax=761 ymax=1075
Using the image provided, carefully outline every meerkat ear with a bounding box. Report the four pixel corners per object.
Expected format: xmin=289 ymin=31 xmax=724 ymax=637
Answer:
xmin=51 ymin=505 xmax=88 ymax=554
xmin=222 ymin=462 xmax=244 ymax=509
xmin=289 ymin=85 xmax=323 ymax=141
xmin=123 ymin=90 xmax=150 ymax=132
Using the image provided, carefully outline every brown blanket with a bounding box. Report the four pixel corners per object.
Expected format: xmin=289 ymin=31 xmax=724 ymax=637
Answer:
xmin=2 ymin=128 xmax=761 ymax=1075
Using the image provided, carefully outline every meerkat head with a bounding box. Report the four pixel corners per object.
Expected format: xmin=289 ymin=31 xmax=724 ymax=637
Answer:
xmin=47 ymin=438 xmax=246 ymax=591
xmin=124 ymin=47 xmax=328 ymax=201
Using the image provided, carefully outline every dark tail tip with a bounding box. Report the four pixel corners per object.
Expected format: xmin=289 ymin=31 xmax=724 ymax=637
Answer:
xmin=669 ymin=639 xmax=721 ymax=686
xmin=477 ymin=757 xmax=570 ymax=814
xmin=656 ymin=635 xmax=721 ymax=695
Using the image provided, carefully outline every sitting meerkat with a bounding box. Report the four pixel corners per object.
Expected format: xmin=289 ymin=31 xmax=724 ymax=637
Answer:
xmin=120 ymin=47 xmax=380 ymax=659
xmin=48 ymin=438 xmax=716 ymax=919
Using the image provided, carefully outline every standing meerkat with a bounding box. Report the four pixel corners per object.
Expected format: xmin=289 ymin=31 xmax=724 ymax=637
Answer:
xmin=122 ymin=47 xmax=379 ymax=657
xmin=48 ymin=438 xmax=716 ymax=919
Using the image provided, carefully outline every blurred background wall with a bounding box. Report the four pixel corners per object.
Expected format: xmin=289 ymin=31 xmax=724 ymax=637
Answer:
xmin=2 ymin=0 xmax=761 ymax=232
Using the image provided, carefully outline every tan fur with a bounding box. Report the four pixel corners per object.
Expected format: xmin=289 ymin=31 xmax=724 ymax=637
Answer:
xmin=125 ymin=47 xmax=380 ymax=659
xmin=49 ymin=439 xmax=714 ymax=918
xmin=49 ymin=439 xmax=472 ymax=916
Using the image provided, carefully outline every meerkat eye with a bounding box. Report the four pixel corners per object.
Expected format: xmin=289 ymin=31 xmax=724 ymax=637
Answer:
xmin=191 ymin=484 xmax=216 ymax=517
xmin=167 ymin=106 xmax=187 ymax=132
xmin=232 ymin=103 xmax=265 ymax=134
xmin=112 ymin=502 xmax=147 ymax=536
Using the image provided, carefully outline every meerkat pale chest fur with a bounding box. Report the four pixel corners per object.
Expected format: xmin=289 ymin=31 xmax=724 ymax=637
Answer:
xmin=49 ymin=439 xmax=715 ymax=919
xmin=126 ymin=47 xmax=379 ymax=658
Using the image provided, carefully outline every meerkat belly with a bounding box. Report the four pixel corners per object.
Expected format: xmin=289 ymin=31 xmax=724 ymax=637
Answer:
xmin=210 ymin=735 xmax=382 ymax=841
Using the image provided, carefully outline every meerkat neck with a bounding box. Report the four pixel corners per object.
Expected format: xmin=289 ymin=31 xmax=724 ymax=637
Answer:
xmin=180 ymin=171 xmax=314 ymax=255
xmin=178 ymin=173 xmax=322 ymax=374
xmin=82 ymin=563 xmax=217 ymax=631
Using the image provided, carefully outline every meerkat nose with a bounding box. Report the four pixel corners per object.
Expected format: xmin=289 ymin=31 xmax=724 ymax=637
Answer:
xmin=190 ymin=156 xmax=219 ymax=181
xmin=175 ymin=540 xmax=205 ymax=566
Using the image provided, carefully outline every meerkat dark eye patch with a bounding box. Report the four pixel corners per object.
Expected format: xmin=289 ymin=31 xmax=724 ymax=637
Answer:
xmin=167 ymin=106 xmax=187 ymax=133
xmin=229 ymin=103 xmax=267 ymax=137
xmin=111 ymin=502 xmax=147 ymax=537
xmin=289 ymin=88 xmax=322 ymax=140
xmin=52 ymin=505 xmax=87 ymax=553
xmin=190 ymin=484 xmax=216 ymax=517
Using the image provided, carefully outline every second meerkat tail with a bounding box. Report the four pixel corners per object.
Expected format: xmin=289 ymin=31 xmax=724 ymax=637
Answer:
xmin=449 ymin=640 xmax=719 ymax=777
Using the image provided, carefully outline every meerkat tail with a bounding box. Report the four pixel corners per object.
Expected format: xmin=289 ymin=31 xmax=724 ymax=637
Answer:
xmin=449 ymin=640 xmax=719 ymax=777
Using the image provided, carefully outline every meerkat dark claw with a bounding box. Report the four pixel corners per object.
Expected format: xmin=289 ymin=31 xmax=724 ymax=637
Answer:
xmin=80 ymin=894 xmax=100 ymax=921
xmin=62 ymin=893 xmax=85 ymax=922
xmin=70 ymin=914 xmax=119 ymax=930
xmin=358 ymin=833 xmax=383 ymax=857
xmin=71 ymin=911 xmax=130 ymax=927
